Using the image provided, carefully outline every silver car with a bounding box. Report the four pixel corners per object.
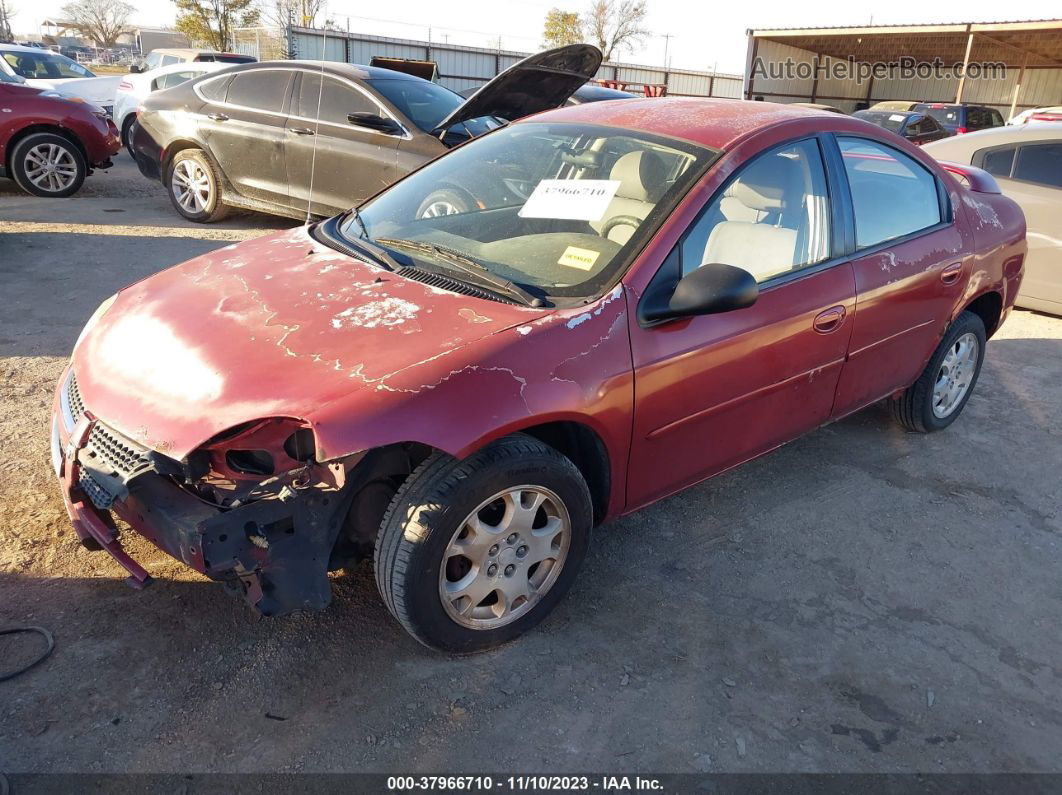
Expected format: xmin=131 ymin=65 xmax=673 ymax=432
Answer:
xmin=925 ymin=123 xmax=1062 ymax=315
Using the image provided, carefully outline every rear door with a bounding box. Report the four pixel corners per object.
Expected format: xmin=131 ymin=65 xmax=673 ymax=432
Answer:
xmin=830 ymin=136 xmax=970 ymax=416
xmin=284 ymin=71 xmax=402 ymax=216
xmin=627 ymin=137 xmax=856 ymax=508
xmin=197 ymin=67 xmax=295 ymax=207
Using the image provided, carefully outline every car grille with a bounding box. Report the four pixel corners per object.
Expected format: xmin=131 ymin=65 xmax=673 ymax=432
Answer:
xmin=67 ymin=373 xmax=86 ymax=425
xmin=77 ymin=422 xmax=155 ymax=510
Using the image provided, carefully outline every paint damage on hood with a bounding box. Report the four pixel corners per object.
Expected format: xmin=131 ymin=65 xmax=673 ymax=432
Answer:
xmin=71 ymin=225 xmax=546 ymax=459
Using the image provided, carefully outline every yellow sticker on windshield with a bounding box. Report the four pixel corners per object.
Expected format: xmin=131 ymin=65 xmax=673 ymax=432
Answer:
xmin=558 ymin=246 xmax=600 ymax=271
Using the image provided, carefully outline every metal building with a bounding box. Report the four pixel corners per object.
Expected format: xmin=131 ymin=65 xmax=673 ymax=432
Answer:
xmin=286 ymin=27 xmax=744 ymax=99
xmin=745 ymin=19 xmax=1062 ymax=117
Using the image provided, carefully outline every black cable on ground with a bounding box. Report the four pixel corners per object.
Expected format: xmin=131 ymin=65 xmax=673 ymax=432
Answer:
xmin=0 ymin=626 xmax=55 ymax=683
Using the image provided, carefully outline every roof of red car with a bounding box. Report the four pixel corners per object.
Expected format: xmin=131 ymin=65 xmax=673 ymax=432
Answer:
xmin=529 ymin=97 xmax=835 ymax=151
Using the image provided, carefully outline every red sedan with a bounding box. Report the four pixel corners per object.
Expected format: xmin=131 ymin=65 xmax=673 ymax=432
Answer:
xmin=0 ymin=76 xmax=119 ymax=197
xmin=52 ymin=99 xmax=1025 ymax=651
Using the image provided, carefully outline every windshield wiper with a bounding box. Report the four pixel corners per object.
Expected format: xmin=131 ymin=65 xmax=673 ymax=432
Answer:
xmin=375 ymin=238 xmax=544 ymax=307
xmin=328 ymin=211 xmax=404 ymax=272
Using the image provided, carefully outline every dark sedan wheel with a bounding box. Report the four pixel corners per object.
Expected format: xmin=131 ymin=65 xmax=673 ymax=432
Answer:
xmin=121 ymin=117 xmax=136 ymax=157
xmin=10 ymin=133 xmax=86 ymax=198
xmin=890 ymin=310 xmax=986 ymax=432
xmin=166 ymin=148 xmax=230 ymax=223
xmin=374 ymin=434 xmax=592 ymax=652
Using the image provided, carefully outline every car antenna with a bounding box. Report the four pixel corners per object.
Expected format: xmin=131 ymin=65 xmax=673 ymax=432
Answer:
xmin=304 ymin=29 xmax=327 ymax=226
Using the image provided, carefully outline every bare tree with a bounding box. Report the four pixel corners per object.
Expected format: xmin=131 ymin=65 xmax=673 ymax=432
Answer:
xmin=542 ymin=7 xmax=583 ymax=49
xmin=0 ymin=0 xmax=16 ymax=42
xmin=256 ymin=0 xmax=325 ymax=31
xmin=60 ymin=0 xmax=135 ymax=48
xmin=583 ymin=0 xmax=648 ymax=62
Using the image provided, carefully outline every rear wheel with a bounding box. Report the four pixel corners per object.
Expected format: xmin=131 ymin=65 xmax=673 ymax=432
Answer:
xmin=889 ymin=310 xmax=986 ymax=432
xmin=10 ymin=133 xmax=87 ymax=198
xmin=165 ymin=148 xmax=230 ymax=223
xmin=121 ymin=116 xmax=136 ymax=157
xmin=416 ymin=187 xmax=474 ymax=218
xmin=374 ymin=435 xmax=592 ymax=652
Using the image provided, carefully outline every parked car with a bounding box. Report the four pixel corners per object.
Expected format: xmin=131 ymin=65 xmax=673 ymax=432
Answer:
xmin=852 ymin=109 xmax=950 ymax=145
xmin=791 ymin=102 xmax=844 ymax=113
xmin=1008 ymin=106 xmax=1062 ymax=125
xmin=925 ymin=123 xmax=1061 ymax=315
xmin=460 ymin=82 xmax=634 ymax=104
xmin=55 ymin=98 xmax=1025 ymax=651
xmin=131 ymin=48 xmax=257 ymax=73
xmin=868 ymin=100 xmax=922 ymax=112
xmin=113 ymin=60 xmax=228 ymax=154
xmin=131 ymin=45 xmax=602 ymax=222
xmin=913 ymin=102 xmax=1004 ymax=135
xmin=0 ymin=43 xmax=121 ymax=116
xmin=0 ymin=79 xmax=119 ymax=196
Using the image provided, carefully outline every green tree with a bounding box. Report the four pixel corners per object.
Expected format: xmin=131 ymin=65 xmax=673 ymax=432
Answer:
xmin=173 ymin=0 xmax=258 ymax=51
xmin=542 ymin=7 xmax=583 ymax=49
xmin=60 ymin=0 xmax=134 ymax=48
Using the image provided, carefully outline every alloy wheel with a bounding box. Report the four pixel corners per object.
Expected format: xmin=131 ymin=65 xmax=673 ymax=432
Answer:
xmin=932 ymin=332 xmax=979 ymax=418
xmin=439 ymin=485 xmax=571 ymax=630
xmin=171 ymin=159 xmax=211 ymax=214
xmin=419 ymin=201 xmax=460 ymax=218
xmin=23 ymin=143 xmax=79 ymax=193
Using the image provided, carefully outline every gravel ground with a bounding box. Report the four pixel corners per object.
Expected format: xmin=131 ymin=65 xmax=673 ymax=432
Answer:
xmin=1 ymin=157 xmax=1061 ymax=775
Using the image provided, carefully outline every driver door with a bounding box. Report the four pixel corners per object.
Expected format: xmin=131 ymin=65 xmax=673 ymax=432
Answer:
xmin=626 ymin=137 xmax=856 ymax=509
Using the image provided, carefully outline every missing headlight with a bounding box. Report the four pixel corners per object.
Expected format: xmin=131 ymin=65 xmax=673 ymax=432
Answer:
xmin=225 ymin=449 xmax=275 ymax=476
xmin=283 ymin=429 xmax=316 ymax=462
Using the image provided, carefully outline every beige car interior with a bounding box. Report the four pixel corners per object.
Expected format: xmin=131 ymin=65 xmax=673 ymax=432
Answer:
xmin=590 ymin=150 xmax=669 ymax=244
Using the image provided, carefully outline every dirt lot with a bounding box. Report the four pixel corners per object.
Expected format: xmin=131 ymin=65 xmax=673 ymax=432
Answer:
xmin=2 ymin=156 xmax=1061 ymax=775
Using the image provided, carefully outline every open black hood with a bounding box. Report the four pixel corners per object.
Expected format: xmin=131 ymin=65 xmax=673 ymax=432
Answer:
xmin=434 ymin=43 xmax=603 ymax=132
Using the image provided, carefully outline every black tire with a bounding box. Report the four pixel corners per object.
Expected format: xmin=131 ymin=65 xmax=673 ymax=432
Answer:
xmin=165 ymin=148 xmax=230 ymax=223
xmin=374 ymin=434 xmax=593 ymax=652
xmin=121 ymin=116 xmax=136 ymax=157
xmin=416 ymin=186 xmax=474 ymax=218
xmin=10 ymin=132 xmax=87 ymax=198
xmin=889 ymin=310 xmax=987 ymax=433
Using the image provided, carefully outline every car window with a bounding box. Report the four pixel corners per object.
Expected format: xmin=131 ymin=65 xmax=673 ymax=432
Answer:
xmin=2 ymin=50 xmax=93 ymax=79
xmin=160 ymin=54 xmax=180 ymax=66
xmin=296 ymin=73 xmax=377 ymax=124
xmin=838 ymin=137 xmax=942 ymax=249
xmin=988 ymin=109 xmax=1004 ymax=127
xmin=152 ymin=70 xmax=200 ymax=91
xmin=366 ymin=77 xmax=464 ymax=133
xmin=979 ymin=146 xmax=1016 ymax=178
xmin=343 ymin=122 xmax=712 ymax=299
xmin=679 ymin=139 xmax=831 ymax=282
xmin=226 ymin=70 xmax=288 ymax=112
xmin=0 ymin=67 xmax=19 ymax=83
xmin=144 ymin=52 xmax=162 ymax=70
xmin=197 ymin=73 xmax=232 ymax=102
xmin=920 ymin=105 xmax=960 ymax=125
xmin=1013 ymin=143 xmax=1062 ymax=189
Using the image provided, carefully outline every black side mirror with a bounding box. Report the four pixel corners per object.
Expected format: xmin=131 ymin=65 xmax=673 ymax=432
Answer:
xmin=347 ymin=112 xmax=403 ymax=135
xmin=128 ymin=63 xmax=142 ymax=73
xmin=640 ymin=262 xmax=758 ymax=324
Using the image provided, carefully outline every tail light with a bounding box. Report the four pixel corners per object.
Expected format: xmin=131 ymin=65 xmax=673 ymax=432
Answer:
xmin=955 ymin=126 xmax=968 ymax=134
xmin=117 ymin=80 xmax=133 ymax=92
xmin=1030 ymin=112 xmax=1062 ymax=122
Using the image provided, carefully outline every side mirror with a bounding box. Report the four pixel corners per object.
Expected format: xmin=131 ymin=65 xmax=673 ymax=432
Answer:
xmin=129 ymin=63 xmax=142 ymax=73
xmin=640 ymin=262 xmax=758 ymax=324
xmin=347 ymin=112 xmax=402 ymax=135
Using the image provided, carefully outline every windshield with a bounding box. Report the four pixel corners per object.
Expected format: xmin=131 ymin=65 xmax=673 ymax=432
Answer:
xmin=920 ymin=106 xmax=960 ymax=125
xmin=854 ymin=111 xmax=908 ymax=133
xmin=0 ymin=67 xmax=20 ymax=83
xmin=2 ymin=50 xmax=94 ymax=79
xmin=367 ymin=77 xmax=463 ymax=132
xmin=338 ymin=122 xmax=713 ymax=300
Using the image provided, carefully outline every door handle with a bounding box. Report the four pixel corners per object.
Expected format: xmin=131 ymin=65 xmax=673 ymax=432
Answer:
xmin=941 ymin=262 xmax=963 ymax=285
xmin=206 ymin=112 xmax=229 ymax=121
xmin=813 ymin=305 xmax=847 ymax=334
xmin=290 ymin=126 xmax=315 ymax=135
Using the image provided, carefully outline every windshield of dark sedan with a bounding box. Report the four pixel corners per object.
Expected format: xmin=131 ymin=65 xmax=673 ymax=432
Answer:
xmin=2 ymin=50 xmax=94 ymax=79
xmin=366 ymin=78 xmax=464 ymax=132
xmin=339 ymin=122 xmax=712 ymax=298
xmin=854 ymin=110 xmax=908 ymax=133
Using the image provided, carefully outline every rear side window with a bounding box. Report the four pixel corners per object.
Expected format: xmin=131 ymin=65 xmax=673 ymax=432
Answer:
xmin=1013 ymin=143 xmax=1062 ymax=189
xmin=921 ymin=105 xmax=960 ymax=125
xmin=295 ymin=73 xmax=377 ymax=124
xmin=979 ymin=146 xmax=1016 ymax=177
xmin=160 ymin=54 xmax=180 ymax=66
xmin=197 ymin=74 xmax=232 ymax=102
xmin=838 ymin=137 xmax=942 ymax=249
xmin=152 ymin=70 xmax=199 ymax=91
xmin=226 ymin=70 xmax=288 ymax=112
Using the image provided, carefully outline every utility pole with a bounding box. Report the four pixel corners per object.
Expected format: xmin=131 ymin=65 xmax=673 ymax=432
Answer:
xmin=661 ymin=33 xmax=672 ymax=69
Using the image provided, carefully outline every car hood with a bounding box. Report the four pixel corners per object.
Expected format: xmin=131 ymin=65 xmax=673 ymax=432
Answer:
xmin=29 ymin=75 xmax=120 ymax=106
xmin=71 ymin=226 xmax=545 ymax=460
xmin=435 ymin=43 xmax=602 ymax=131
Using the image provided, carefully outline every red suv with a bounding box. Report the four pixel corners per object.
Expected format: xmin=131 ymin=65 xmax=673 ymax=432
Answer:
xmin=0 ymin=77 xmax=119 ymax=197
xmin=52 ymin=100 xmax=1025 ymax=651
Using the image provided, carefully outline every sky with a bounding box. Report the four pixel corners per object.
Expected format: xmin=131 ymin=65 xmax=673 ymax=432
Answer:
xmin=13 ymin=0 xmax=1062 ymax=74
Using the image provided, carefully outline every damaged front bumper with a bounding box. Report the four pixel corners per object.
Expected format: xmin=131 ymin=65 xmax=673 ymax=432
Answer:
xmin=52 ymin=370 xmax=356 ymax=616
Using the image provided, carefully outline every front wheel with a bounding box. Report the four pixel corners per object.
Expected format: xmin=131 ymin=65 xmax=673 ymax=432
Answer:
xmin=165 ymin=148 xmax=230 ymax=223
xmin=374 ymin=435 xmax=592 ymax=652
xmin=10 ymin=133 xmax=87 ymax=197
xmin=889 ymin=310 xmax=986 ymax=432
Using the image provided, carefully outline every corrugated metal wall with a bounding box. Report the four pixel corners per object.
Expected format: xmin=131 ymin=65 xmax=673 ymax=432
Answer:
xmin=748 ymin=37 xmax=1062 ymax=117
xmin=287 ymin=27 xmax=742 ymax=99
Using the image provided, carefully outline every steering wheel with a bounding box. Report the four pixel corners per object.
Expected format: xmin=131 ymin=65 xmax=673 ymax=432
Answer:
xmin=600 ymin=214 xmax=642 ymax=240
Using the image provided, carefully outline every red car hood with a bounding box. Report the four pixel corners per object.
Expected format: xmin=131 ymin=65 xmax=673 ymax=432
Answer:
xmin=72 ymin=226 xmax=544 ymax=459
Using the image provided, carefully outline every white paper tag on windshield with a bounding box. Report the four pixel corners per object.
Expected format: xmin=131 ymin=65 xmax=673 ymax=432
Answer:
xmin=518 ymin=179 xmax=622 ymax=222
xmin=889 ymin=114 xmax=906 ymax=122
